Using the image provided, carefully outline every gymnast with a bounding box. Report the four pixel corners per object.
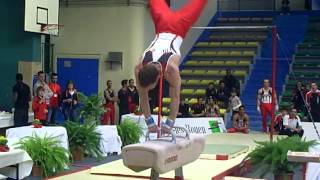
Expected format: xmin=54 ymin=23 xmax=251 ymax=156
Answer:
xmin=135 ymin=0 xmax=207 ymax=133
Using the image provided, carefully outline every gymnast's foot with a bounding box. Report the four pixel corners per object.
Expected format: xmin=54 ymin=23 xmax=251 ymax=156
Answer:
xmin=146 ymin=116 xmax=158 ymax=133
xmin=161 ymin=119 xmax=175 ymax=135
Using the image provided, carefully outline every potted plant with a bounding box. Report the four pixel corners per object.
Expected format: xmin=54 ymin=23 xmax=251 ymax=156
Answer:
xmin=133 ymin=106 xmax=143 ymax=116
xmin=65 ymin=121 xmax=103 ymax=161
xmin=245 ymin=136 xmax=318 ymax=180
xmin=78 ymin=93 xmax=105 ymax=124
xmin=117 ymin=119 xmax=143 ymax=147
xmin=0 ymin=136 xmax=9 ymax=152
xmin=15 ymin=133 xmax=70 ymax=177
xmin=32 ymin=119 xmax=43 ymax=128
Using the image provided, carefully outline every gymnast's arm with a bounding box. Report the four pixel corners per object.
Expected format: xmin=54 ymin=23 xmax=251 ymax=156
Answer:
xmin=165 ymin=59 xmax=181 ymax=121
xmin=135 ymin=63 xmax=152 ymax=119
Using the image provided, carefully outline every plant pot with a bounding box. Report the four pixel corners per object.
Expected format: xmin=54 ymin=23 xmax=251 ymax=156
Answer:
xmin=32 ymin=165 xmax=43 ymax=177
xmin=0 ymin=145 xmax=9 ymax=152
xmin=33 ymin=124 xmax=43 ymax=128
xmin=274 ymin=173 xmax=294 ymax=180
xmin=72 ymin=147 xmax=84 ymax=161
xmin=134 ymin=112 xmax=143 ymax=116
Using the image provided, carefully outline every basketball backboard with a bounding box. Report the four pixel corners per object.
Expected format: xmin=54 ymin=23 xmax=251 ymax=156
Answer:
xmin=24 ymin=0 xmax=60 ymax=36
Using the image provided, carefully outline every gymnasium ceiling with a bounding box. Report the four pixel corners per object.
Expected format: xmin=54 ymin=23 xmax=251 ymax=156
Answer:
xmin=59 ymin=0 xmax=149 ymax=7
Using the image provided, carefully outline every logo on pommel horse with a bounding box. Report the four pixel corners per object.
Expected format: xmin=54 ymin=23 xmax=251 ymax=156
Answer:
xmin=165 ymin=155 xmax=178 ymax=164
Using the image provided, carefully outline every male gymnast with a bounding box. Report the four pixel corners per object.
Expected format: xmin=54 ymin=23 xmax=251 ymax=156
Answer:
xmin=135 ymin=0 xmax=207 ymax=133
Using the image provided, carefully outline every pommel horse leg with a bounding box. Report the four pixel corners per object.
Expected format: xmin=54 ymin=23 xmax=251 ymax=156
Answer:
xmin=122 ymin=127 xmax=205 ymax=180
xmin=150 ymin=166 xmax=183 ymax=180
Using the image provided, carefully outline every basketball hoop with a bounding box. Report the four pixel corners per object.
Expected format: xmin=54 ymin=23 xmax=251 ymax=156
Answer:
xmin=41 ymin=24 xmax=64 ymax=36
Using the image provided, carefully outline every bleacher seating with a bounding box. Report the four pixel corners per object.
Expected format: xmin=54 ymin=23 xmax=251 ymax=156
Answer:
xmin=280 ymin=17 xmax=320 ymax=111
xmin=180 ymin=17 xmax=272 ymax=102
xmin=157 ymin=17 xmax=272 ymax=118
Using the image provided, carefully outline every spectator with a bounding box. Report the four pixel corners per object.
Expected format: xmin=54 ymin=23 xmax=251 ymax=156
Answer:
xmin=102 ymin=80 xmax=116 ymax=125
xmin=281 ymin=0 xmax=290 ymax=15
xmin=177 ymin=98 xmax=190 ymax=118
xmin=229 ymin=90 xmax=242 ymax=116
xmin=12 ymin=73 xmax=31 ymax=127
xmin=257 ymin=79 xmax=278 ymax=132
xmin=128 ymin=79 xmax=139 ymax=113
xmin=274 ymin=108 xmax=287 ymax=134
xmin=306 ymin=82 xmax=320 ymax=122
xmin=32 ymin=86 xmax=48 ymax=125
xmin=47 ymin=73 xmax=61 ymax=125
xmin=216 ymin=81 xmax=229 ymax=108
xmin=206 ymin=99 xmax=220 ymax=117
xmin=228 ymin=105 xmax=249 ymax=134
xmin=292 ymin=81 xmax=307 ymax=112
xmin=62 ymin=80 xmax=79 ymax=121
xmin=205 ymin=82 xmax=216 ymax=102
xmin=33 ymin=71 xmax=53 ymax=105
xmin=118 ymin=79 xmax=130 ymax=124
xmin=282 ymin=108 xmax=304 ymax=137
xmin=191 ymin=97 xmax=206 ymax=117
xmin=223 ymin=69 xmax=240 ymax=96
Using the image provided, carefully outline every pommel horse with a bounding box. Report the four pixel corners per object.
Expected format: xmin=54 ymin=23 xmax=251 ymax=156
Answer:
xmin=122 ymin=73 xmax=205 ymax=180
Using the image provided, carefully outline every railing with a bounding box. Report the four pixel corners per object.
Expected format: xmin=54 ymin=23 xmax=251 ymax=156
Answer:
xmin=217 ymin=0 xmax=276 ymax=11
xmin=60 ymin=0 xmax=148 ymax=7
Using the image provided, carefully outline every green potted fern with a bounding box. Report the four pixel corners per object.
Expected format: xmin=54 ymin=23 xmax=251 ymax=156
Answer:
xmin=78 ymin=93 xmax=105 ymax=124
xmin=117 ymin=119 xmax=143 ymax=147
xmin=245 ymin=136 xmax=318 ymax=180
xmin=65 ymin=121 xmax=103 ymax=161
xmin=15 ymin=133 xmax=70 ymax=177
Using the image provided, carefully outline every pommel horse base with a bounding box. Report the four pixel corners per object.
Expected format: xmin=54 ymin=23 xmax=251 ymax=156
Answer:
xmin=122 ymin=127 xmax=205 ymax=180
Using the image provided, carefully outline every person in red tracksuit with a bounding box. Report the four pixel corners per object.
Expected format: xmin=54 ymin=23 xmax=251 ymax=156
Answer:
xmin=306 ymin=82 xmax=320 ymax=122
xmin=48 ymin=73 xmax=61 ymax=125
xmin=135 ymin=0 xmax=207 ymax=133
xmin=257 ymin=79 xmax=278 ymax=132
xmin=102 ymin=80 xmax=117 ymax=125
xmin=32 ymin=86 xmax=48 ymax=125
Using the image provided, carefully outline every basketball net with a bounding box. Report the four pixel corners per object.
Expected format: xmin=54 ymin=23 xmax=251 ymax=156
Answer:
xmin=41 ymin=24 xmax=64 ymax=36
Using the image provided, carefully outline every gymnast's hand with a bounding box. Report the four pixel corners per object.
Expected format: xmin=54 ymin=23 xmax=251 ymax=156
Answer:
xmin=161 ymin=119 xmax=175 ymax=135
xmin=146 ymin=116 xmax=158 ymax=133
xmin=148 ymin=124 xmax=159 ymax=133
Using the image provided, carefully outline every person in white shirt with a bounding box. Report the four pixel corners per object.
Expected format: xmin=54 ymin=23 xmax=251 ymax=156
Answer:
xmin=229 ymin=91 xmax=242 ymax=115
xmin=282 ymin=108 xmax=304 ymax=137
xmin=33 ymin=71 xmax=53 ymax=105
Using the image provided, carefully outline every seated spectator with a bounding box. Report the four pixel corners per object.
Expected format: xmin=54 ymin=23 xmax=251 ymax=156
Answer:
xmin=32 ymin=86 xmax=48 ymax=125
xmin=216 ymin=81 xmax=229 ymax=108
xmin=282 ymin=108 xmax=304 ymax=137
xmin=177 ymin=98 xmax=190 ymax=118
xmin=205 ymin=82 xmax=217 ymax=103
xmin=228 ymin=105 xmax=249 ymax=134
xmin=229 ymin=90 xmax=242 ymax=116
xmin=191 ymin=97 xmax=206 ymax=117
xmin=206 ymin=99 xmax=220 ymax=117
xmin=273 ymin=108 xmax=287 ymax=134
xmin=223 ymin=69 xmax=240 ymax=96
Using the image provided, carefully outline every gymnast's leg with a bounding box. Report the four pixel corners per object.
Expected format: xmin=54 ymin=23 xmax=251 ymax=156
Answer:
xmin=177 ymin=0 xmax=208 ymax=27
